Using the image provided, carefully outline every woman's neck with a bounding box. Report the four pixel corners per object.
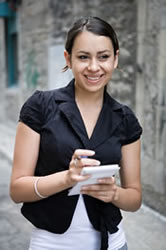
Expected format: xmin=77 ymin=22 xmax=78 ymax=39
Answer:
xmin=75 ymin=86 xmax=104 ymax=108
xmin=74 ymin=85 xmax=105 ymax=139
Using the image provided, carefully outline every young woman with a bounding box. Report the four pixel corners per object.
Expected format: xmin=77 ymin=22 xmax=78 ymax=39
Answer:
xmin=10 ymin=16 xmax=142 ymax=250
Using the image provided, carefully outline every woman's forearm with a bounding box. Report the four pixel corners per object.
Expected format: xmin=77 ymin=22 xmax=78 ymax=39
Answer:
xmin=10 ymin=170 xmax=72 ymax=203
xmin=112 ymin=186 xmax=142 ymax=212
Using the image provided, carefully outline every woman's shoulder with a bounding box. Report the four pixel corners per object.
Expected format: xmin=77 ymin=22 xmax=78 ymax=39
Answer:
xmin=23 ymin=87 xmax=64 ymax=108
xmin=29 ymin=89 xmax=56 ymax=102
xmin=19 ymin=89 xmax=59 ymax=132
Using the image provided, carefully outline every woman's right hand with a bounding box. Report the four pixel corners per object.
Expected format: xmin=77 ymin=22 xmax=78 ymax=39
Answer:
xmin=67 ymin=149 xmax=100 ymax=186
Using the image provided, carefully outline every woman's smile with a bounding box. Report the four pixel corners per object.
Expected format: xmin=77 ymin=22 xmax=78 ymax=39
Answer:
xmin=84 ymin=74 xmax=104 ymax=84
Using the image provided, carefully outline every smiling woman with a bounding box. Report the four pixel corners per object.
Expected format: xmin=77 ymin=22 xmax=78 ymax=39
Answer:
xmin=10 ymin=16 xmax=142 ymax=250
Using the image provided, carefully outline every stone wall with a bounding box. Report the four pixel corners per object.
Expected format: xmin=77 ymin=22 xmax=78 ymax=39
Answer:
xmin=18 ymin=0 xmax=51 ymax=94
xmin=2 ymin=0 xmax=53 ymax=121
xmin=136 ymin=0 xmax=166 ymax=215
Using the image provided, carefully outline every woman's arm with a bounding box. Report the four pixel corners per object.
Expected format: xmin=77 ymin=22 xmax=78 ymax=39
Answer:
xmin=112 ymin=139 xmax=142 ymax=211
xmin=81 ymin=139 xmax=142 ymax=212
xmin=10 ymin=122 xmax=71 ymax=203
xmin=10 ymin=122 xmax=99 ymax=203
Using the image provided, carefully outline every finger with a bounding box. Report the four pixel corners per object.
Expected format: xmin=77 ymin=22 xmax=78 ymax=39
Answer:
xmin=83 ymin=190 xmax=108 ymax=196
xmin=81 ymin=190 xmax=108 ymax=200
xmin=71 ymin=174 xmax=91 ymax=182
xmin=81 ymin=190 xmax=114 ymax=203
xmin=72 ymin=157 xmax=100 ymax=168
xmin=72 ymin=149 xmax=95 ymax=159
xmin=72 ymin=157 xmax=81 ymax=168
xmin=81 ymin=184 xmax=107 ymax=192
xmin=98 ymin=177 xmax=115 ymax=184
xmin=81 ymin=158 xmax=100 ymax=167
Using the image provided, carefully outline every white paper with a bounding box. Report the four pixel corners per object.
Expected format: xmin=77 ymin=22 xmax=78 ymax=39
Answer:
xmin=68 ymin=164 xmax=120 ymax=196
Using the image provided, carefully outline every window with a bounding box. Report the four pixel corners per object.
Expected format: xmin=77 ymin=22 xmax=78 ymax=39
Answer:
xmin=0 ymin=1 xmax=18 ymax=87
xmin=5 ymin=14 xmax=18 ymax=86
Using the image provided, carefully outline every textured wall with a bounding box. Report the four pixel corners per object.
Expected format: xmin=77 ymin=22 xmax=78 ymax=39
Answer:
xmin=136 ymin=0 xmax=166 ymax=215
xmin=18 ymin=0 xmax=51 ymax=98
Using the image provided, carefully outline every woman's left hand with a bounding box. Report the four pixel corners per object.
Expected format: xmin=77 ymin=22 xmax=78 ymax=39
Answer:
xmin=81 ymin=177 xmax=119 ymax=203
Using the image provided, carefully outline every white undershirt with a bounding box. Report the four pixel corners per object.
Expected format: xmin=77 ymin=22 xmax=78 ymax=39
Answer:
xmin=29 ymin=195 xmax=126 ymax=250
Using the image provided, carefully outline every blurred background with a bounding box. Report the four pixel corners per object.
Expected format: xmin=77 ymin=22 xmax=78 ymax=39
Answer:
xmin=0 ymin=0 xmax=166 ymax=249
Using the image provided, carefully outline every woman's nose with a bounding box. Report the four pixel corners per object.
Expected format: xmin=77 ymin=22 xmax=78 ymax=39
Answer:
xmin=87 ymin=58 xmax=100 ymax=71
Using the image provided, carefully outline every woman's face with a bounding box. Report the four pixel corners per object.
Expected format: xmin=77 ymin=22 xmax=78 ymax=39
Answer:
xmin=64 ymin=31 xmax=118 ymax=94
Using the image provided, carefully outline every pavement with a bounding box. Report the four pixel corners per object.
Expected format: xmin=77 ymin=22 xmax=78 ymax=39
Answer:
xmin=0 ymin=122 xmax=166 ymax=250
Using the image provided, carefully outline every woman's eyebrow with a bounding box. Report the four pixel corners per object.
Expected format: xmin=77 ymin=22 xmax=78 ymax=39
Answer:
xmin=77 ymin=51 xmax=90 ymax=54
xmin=97 ymin=50 xmax=111 ymax=54
xmin=77 ymin=50 xmax=111 ymax=54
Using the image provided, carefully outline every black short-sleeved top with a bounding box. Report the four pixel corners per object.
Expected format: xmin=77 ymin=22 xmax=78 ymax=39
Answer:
xmin=20 ymin=79 xmax=142 ymax=238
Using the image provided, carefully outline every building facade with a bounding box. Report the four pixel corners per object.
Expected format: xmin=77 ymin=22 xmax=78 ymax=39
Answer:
xmin=0 ymin=0 xmax=166 ymax=215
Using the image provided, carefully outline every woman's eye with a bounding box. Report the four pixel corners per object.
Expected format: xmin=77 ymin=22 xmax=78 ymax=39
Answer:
xmin=99 ymin=55 xmax=110 ymax=60
xmin=78 ymin=55 xmax=88 ymax=60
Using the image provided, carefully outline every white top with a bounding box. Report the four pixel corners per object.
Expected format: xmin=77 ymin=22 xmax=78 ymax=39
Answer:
xmin=29 ymin=195 xmax=126 ymax=250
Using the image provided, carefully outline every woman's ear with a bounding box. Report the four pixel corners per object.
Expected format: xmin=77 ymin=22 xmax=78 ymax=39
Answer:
xmin=114 ymin=50 xmax=119 ymax=69
xmin=64 ymin=50 xmax=72 ymax=69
